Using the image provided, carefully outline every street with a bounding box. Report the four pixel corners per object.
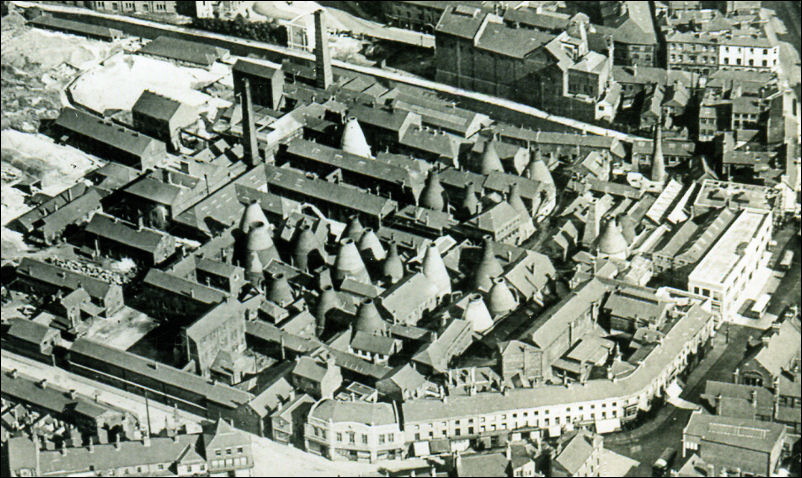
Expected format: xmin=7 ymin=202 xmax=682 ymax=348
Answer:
xmin=604 ymin=323 xmax=755 ymax=476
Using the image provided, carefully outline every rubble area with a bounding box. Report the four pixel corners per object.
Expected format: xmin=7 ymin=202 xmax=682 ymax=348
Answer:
xmin=1 ymin=12 xmax=119 ymax=132
xmin=69 ymin=53 xmax=232 ymax=118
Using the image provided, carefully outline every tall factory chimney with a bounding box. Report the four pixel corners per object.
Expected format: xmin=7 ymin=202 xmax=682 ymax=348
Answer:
xmin=315 ymin=9 xmax=333 ymax=90
xmin=241 ymin=77 xmax=259 ymax=166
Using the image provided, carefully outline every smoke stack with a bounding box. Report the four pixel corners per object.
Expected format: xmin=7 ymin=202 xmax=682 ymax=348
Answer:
xmin=358 ymin=227 xmax=386 ymax=262
xmin=315 ymin=285 xmax=339 ymax=337
xmin=480 ymin=140 xmax=504 ymax=175
xmin=240 ymin=201 xmax=268 ymax=234
xmin=460 ymin=182 xmax=481 ymax=218
xmin=355 ymin=298 xmax=386 ymax=336
xmin=334 ymin=238 xmax=371 ymax=284
xmin=651 ymin=120 xmax=666 ymax=184
xmin=474 ymin=236 xmax=503 ymax=290
xmin=462 ymin=293 xmax=493 ymax=333
xmin=266 ymin=272 xmax=294 ymax=307
xmin=382 ymin=241 xmax=404 ymax=285
xmin=420 ymin=171 xmax=445 ymax=211
xmin=314 ymin=9 xmax=333 ymax=90
xmin=245 ymin=250 xmax=263 ymax=286
xmin=292 ymin=223 xmax=323 ymax=272
xmin=341 ymin=116 xmax=372 ymax=158
xmin=343 ymin=216 xmax=364 ymax=242
xmin=241 ymin=77 xmax=259 ymax=166
xmin=246 ymin=221 xmax=279 ymax=265
xmin=422 ymin=243 xmax=451 ymax=296
xmin=488 ymin=277 xmax=517 ymax=317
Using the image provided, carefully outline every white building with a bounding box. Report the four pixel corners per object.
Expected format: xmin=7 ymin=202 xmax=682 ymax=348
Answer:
xmin=687 ymin=208 xmax=772 ymax=319
xmin=718 ymin=35 xmax=779 ymax=72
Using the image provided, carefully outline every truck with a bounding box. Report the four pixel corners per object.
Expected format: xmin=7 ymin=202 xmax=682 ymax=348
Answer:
xmin=778 ymin=249 xmax=794 ymax=271
xmin=652 ymin=447 xmax=677 ymax=477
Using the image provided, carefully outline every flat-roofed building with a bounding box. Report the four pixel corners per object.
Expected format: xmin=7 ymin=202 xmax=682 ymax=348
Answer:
xmin=681 ymin=411 xmax=787 ymax=477
xmin=687 ymin=208 xmax=772 ymax=318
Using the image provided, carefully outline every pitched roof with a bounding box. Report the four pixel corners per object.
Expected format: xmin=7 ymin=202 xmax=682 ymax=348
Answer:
xmin=753 ymin=320 xmax=801 ymax=377
xmin=475 ymin=22 xmax=555 ymax=58
xmin=310 ymin=398 xmax=397 ymax=426
xmin=29 ymin=14 xmax=122 ymax=40
xmin=140 ymin=36 xmax=228 ymax=66
xmin=143 ymin=269 xmax=227 ymax=305
xmin=5 ymin=318 xmax=57 ymax=345
xmin=379 ymin=272 xmax=440 ymax=322
xmin=132 ymin=90 xmax=187 ymax=122
xmin=458 ymin=452 xmax=509 ymax=477
xmin=16 ymin=258 xmax=117 ymax=301
xmin=435 ymin=5 xmax=489 ymax=40
xmin=554 ymin=431 xmax=597 ymax=474
xmin=467 ymin=201 xmax=521 ymax=233
xmin=350 ymin=331 xmax=396 ymax=355
xmin=54 ymin=108 xmax=164 ymax=159
xmin=292 ymin=356 xmax=329 ymax=382
xmin=526 ymin=278 xmax=608 ymax=348
xmin=683 ymin=412 xmax=786 ymax=454
xmin=85 ymin=214 xmax=169 ymax=255
xmin=1 ymin=370 xmax=112 ymax=419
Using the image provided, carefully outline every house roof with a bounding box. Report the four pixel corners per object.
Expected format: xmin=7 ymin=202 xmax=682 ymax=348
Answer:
xmin=683 ymin=412 xmax=786 ymax=454
xmin=70 ymin=338 xmax=253 ymax=409
xmin=143 ymin=269 xmax=227 ymax=305
xmin=1 ymin=370 xmax=111 ymax=419
xmin=140 ymin=36 xmax=228 ymax=66
xmin=467 ymin=201 xmax=521 ymax=233
xmin=350 ymin=331 xmax=396 ymax=355
xmin=55 ymin=108 xmax=164 ymax=159
xmin=753 ymin=320 xmax=801 ymax=378
xmin=379 ymin=272 xmax=439 ymax=322
xmin=503 ymin=8 xmax=569 ymax=31
xmin=310 ymin=398 xmax=397 ymax=426
xmin=604 ymin=288 xmax=669 ymax=323
xmin=132 ymin=90 xmax=189 ymax=123
xmin=400 ymin=127 xmax=462 ymax=159
xmin=376 ymin=364 xmax=426 ymax=395
xmin=702 ymin=380 xmax=774 ymax=418
xmin=458 ymin=452 xmax=509 ymax=477
xmin=435 ymin=5 xmax=489 ymax=40
xmin=5 ymin=318 xmax=57 ymax=345
xmin=526 ymin=278 xmax=608 ymax=348
xmin=39 ymin=188 xmax=101 ymax=234
xmin=555 ymin=431 xmax=597 ymax=474
xmin=476 ymin=22 xmax=555 ymax=59
xmin=16 ymin=258 xmax=117 ymax=302
xmin=292 ymin=356 xmax=329 ymax=383
xmin=85 ymin=214 xmax=169 ymax=255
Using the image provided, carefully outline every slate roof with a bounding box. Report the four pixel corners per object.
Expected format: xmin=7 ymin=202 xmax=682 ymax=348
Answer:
xmin=85 ymin=214 xmax=168 ymax=255
xmin=39 ymin=188 xmax=101 ymax=233
xmin=400 ymin=127 xmax=462 ymax=158
xmin=435 ymin=5 xmax=489 ymax=40
xmin=132 ymin=90 xmax=185 ymax=122
xmin=16 ymin=258 xmax=117 ymax=302
xmin=6 ymin=318 xmax=56 ymax=345
xmin=376 ymin=364 xmax=427 ymax=394
xmin=379 ymin=272 xmax=440 ymax=322
xmin=525 ymin=278 xmax=608 ymax=349
xmin=458 ymin=453 xmax=509 ymax=477
xmin=683 ymin=412 xmax=785 ymax=454
xmin=292 ymin=356 xmax=328 ymax=382
xmin=467 ymin=201 xmax=521 ymax=233
xmin=753 ymin=320 xmax=801 ymax=378
xmin=233 ymin=58 xmax=281 ymax=78
xmin=13 ymin=183 xmax=89 ymax=233
xmin=123 ymin=176 xmax=183 ymax=207
xmin=54 ymin=108 xmax=164 ymax=159
xmin=310 ymin=398 xmax=397 ymax=426
xmin=139 ymin=36 xmax=228 ymax=66
xmin=185 ymin=300 xmax=243 ymax=342
xmin=554 ymin=431 xmax=596 ymax=475
xmin=29 ymin=14 xmax=122 ymax=40
xmin=475 ymin=22 xmax=555 ymax=59
xmin=69 ymin=338 xmax=253 ymax=408
xmin=142 ymin=269 xmax=227 ymax=305
xmin=1 ymin=370 xmax=112 ymax=419
xmin=503 ymin=8 xmax=569 ymax=31
xmin=350 ymin=331 xmax=396 ymax=356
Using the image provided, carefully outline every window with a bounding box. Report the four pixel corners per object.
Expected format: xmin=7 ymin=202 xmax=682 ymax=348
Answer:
xmin=414 ymin=432 xmax=421 ymax=440
xmin=361 ymin=434 xmax=368 ymax=444
xmin=226 ymin=448 xmax=232 ymax=455
xmin=237 ymin=447 xmax=243 ymax=454
xmin=348 ymin=432 xmax=355 ymax=444
xmin=216 ymin=450 xmax=221 ymax=456
xmin=158 ymin=464 xmax=164 ymax=470
xmin=388 ymin=434 xmax=394 ymax=442
xmin=336 ymin=432 xmax=342 ymax=442
xmin=379 ymin=434 xmax=385 ymax=444
xmin=468 ymin=427 xmax=474 ymax=434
